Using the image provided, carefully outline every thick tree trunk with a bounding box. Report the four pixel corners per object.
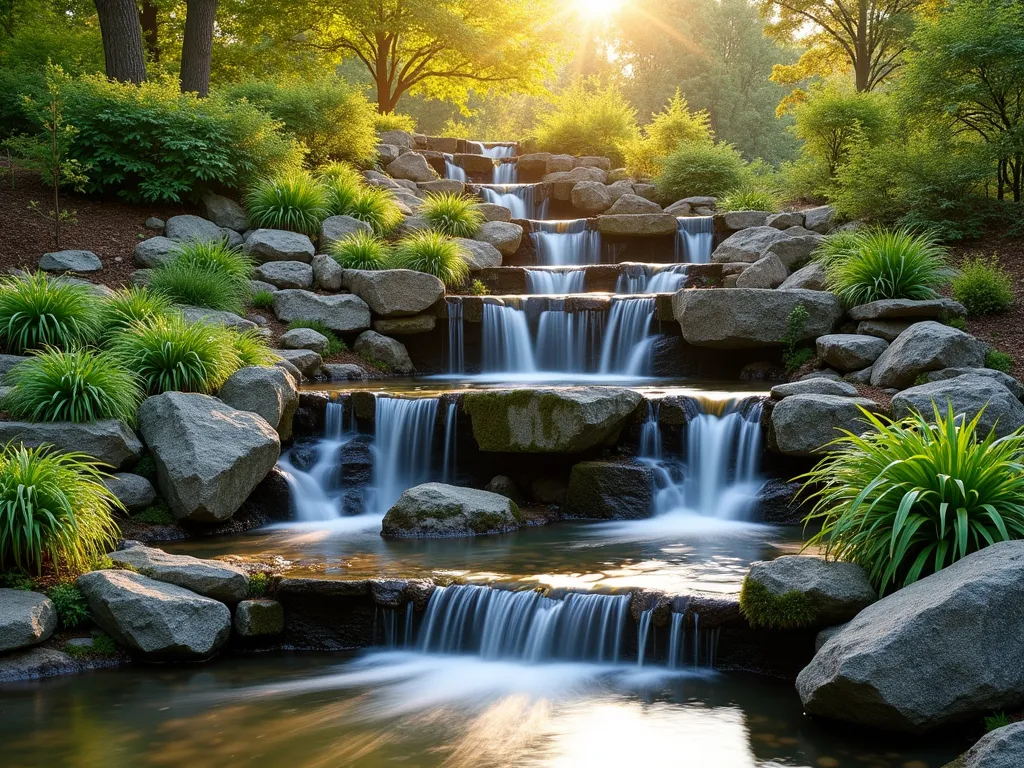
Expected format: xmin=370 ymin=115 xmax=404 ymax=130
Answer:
xmin=139 ymin=0 xmax=160 ymax=63
xmin=180 ymin=0 xmax=218 ymax=97
xmin=375 ymin=75 xmax=399 ymax=113
xmin=94 ymin=0 xmax=147 ymax=84
xmin=854 ymin=0 xmax=869 ymax=91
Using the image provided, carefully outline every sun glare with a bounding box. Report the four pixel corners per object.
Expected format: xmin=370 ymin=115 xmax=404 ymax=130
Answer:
xmin=576 ymin=0 xmax=627 ymax=21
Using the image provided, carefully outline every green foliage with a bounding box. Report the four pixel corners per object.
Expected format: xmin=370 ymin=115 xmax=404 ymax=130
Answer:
xmin=317 ymin=161 xmax=364 ymax=189
xmin=946 ymin=316 xmax=967 ymax=331
xmin=374 ymin=112 xmax=417 ymax=133
xmin=420 ymin=192 xmax=485 ymax=237
xmin=623 ymin=90 xmax=713 ymax=178
xmin=985 ymin=713 xmax=1011 ymax=733
xmin=232 ymin=329 xmax=278 ymax=367
xmin=47 ymin=583 xmax=89 ymax=629
xmin=111 ymin=316 xmax=239 ymax=395
xmin=719 ymin=188 xmax=780 ymax=213
xmin=3 ymin=348 xmax=141 ymax=425
xmin=245 ymin=172 xmax=329 ymax=236
xmin=149 ymin=261 xmax=248 ymax=315
xmin=824 ymin=228 xmax=953 ymax=305
xmin=63 ymin=633 xmax=118 ymax=658
xmin=329 ymin=231 xmax=392 ymax=270
xmin=952 ymin=256 xmax=1014 ymax=316
xmin=0 ymin=445 xmax=121 ymax=575
xmin=391 ymin=231 xmax=469 ymax=288
xmin=286 ymin=320 xmax=346 ymax=356
xmin=986 ymin=349 xmax=1013 ymax=374
xmin=171 ymin=240 xmax=254 ymax=284
xmin=801 ymin=405 xmax=1024 ymax=593
xmin=792 ymin=86 xmax=888 ymax=180
xmin=132 ymin=455 xmax=156 ymax=482
xmin=812 ymin=230 xmax=863 ymax=269
xmin=248 ymin=571 xmax=270 ymax=597
xmin=97 ymin=287 xmax=174 ymax=342
xmin=250 ymin=290 xmax=276 ymax=310
xmin=0 ymin=571 xmax=35 ymax=590
xmin=739 ymin=576 xmax=815 ymax=629
xmin=655 ymin=141 xmax=746 ymax=202
xmin=533 ymin=78 xmax=638 ymax=164
xmin=470 ymin=279 xmax=490 ymax=296
xmin=782 ymin=304 xmax=812 ymax=372
xmin=0 ymin=271 xmax=99 ymax=354
xmin=132 ymin=503 xmax=174 ymax=525
xmin=343 ymin=186 xmax=403 ymax=235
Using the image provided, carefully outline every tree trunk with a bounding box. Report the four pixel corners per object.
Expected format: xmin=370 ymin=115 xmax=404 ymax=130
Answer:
xmin=139 ymin=0 xmax=160 ymax=63
xmin=854 ymin=0 xmax=869 ymax=91
xmin=94 ymin=0 xmax=147 ymax=84
xmin=180 ymin=0 xmax=218 ymax=97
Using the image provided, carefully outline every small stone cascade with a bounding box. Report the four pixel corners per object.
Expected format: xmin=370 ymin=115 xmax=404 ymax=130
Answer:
xmin=367 ymin=395 xmax=440 ymax=515
xmin=443 ymin=154 xmax=468 ymax=182
xmin=638 ymin=608 xmax=720 ymax=668
xmin=675 ymin=216 xmax=714 ymax=263
xmin=530 ymin=219 xmax=602 ymax=266
xmin=615 ymin=263 xmax=689 ymax=294
xmin=524 ymin=268 xmax=586 ymax=294
xmin=480 ymin=184 xmax=546 ymax=219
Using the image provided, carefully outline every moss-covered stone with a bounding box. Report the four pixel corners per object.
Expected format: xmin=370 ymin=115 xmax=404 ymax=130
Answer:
xmin=739 ymin=576 xmax=816 ymax=629
xmin=564 ymin=461 xmax=654 ymax=520
xmin=233 ymin=598 xmax=284 ymax=637
xmin=381 ymin=482 xmax=523 ymax=538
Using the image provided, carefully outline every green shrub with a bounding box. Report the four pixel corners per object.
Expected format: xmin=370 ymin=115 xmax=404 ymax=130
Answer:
xmin=738 ymin=576 xmax=816 ymax=629
xmin=719 ymin=188 xmax=781 ymax=213
xmin=64 ymin=633 xmax=118 ymax=657
xmin=96 ymin=287 xmax=174 ymax=342
xmin=825 ymin=228 xmax=953 ymax=305
xmin=800 ymin=404 xmax=1024 ymax=593
xmin=225 ymin=77 xmax=377 ymax=167
xmin=655 ymin=142 xmax=746 ymax=202
xmin=0 ymin=572 xmax=35 ymax=590
xmin=470 ymin=279 xmax=490 ymax=296
xmin=420 ymin=192 xmax=485 ymax=237
xmin=0 ymin=445 xmax=121 ymax=575
xmin=812 ymin=229 xmax=863 ymax=269
xmin=245 ymin=172 xmax=329 ymax=236
xmin=986 ymin=349 xmax=1013 ymax=374
xmin=946 ymin=316 xmax=967 ymax=331
xmin=61 ymin=75 xmax=303 ymax=202
xmin=329 ymin=231 xmax=392 ymax=270
xmin=3 ymin=348 xmax=141 ymax=425
xmin=792 ymin=86 xmax=888 ymax=180
xmin=0 ymin=272 xmax=99 ymax=354
xmin=338 ymin=186 xmax=403 ymax=235
xmin=623 ymin=90 xmax=713 ymax=178
xmin=132 ymin=503 xmax=174 ymax=525
xmin=321 ymin=174 xmax=361 ymax=217
xmin=232 ymin=328 xmax=279 ymax=367
xmin=250 ymin=290 xmax=275 ymax=310
xmin=286 ymin=320 xmax=346 ymax=355
xmin=533 ymin=78 xmax=638 ymax=164
xmin=47 ymin=583 xmax=90 ymax=629
xmin=953 ymin=256 xmax=1014 ymax=316
xmin=171 ymin=240 xmax=253 ymax=284
xmin=317 ymin=161 xmax=364 ymax=189
xmin=373 ymin=112 xmax=417 ymax=133
xmin=781 ymin=304 xmax=812 ymax=372
xmin=391 ymin=231 xmax=469 ymax=288
xmin=111 ymin=316 xmax=239 ymax=395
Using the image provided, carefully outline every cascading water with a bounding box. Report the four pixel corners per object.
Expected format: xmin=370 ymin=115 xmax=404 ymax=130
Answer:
xmin=481 ymin=303 xmax=537 ymax=374
xmin=278 ymin=400 xmax=355 ymax=522
xmin=616 ymin=264 xmax=689 ymax=294
xmin=446 ymin=299 xmax=464 ymax=374
xmin=525 ymin=268 xmax=586 ymax=294
xmin=480 ymin=185 xmax=544 ymax=219
xmin=597 ymin=297 xmax=656 ymax=375
xmin=443 ymin=154 xmax=467 ymax=182
xmin=442 ymin=402 xmax=458 ymax=484
xmin=492 ymin=161 xmax=517 ymax=184
xmin=530 ymin=220 xmax=602 ymax=266
xmin=367 ymin=395 xmax=440 ymax=514
xmin=535 ymin=302 xmax=602 ymax=372
xmin=675 ymin=216 xmax=714 ymax=263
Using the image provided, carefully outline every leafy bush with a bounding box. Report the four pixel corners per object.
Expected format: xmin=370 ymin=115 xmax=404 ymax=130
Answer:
xmin=250 ymin=290 xmax=275 ymax=310
xmin=470 ymin=279 xmax=490 ymax=296
xmin=245 ymin=172 xmax=329 ymax=236
xmin=825 ymin=228 xmax=953 ymax=305
xmin=225 ymin=77 xmax=377 ymax=167
xmin=391 ymin=231 xmax=469 ymax=288
xmin=420 ymin=192 xmax=485 ymax=237
xmin=149 ymin=261 xmax=248 ymax=315
xmin=373 ymin=112 xmax=417 ymax=133
xmin=96 ymin=287 xmax=173 ymax=342
xmin=533 ymin=78 xmax=637 ymax=164
xmin=793 ymin=86 xmax=888 ymax=180
xmin=4 ymin=348 xmax=141 ymax=424
xmin=623 ymin=90 xmax=713 ymax=178
xmin=342 ymin=186 xmax=403 ymax=235
xmin=47 ymin=583 xmax=89 ymax=629
xmin=111 ymin=316 xmax=239 ymax=395
xmin=952 ymin=256 xmax=1014 ymax=316
xmin=739 ymin=576 xmax=815 ymax=629
xmin=719 ymin=188 xmax=781 ymax=213
xmin=60 ymin=75 xmax=303 ymax=202
xmin=248 ymin=571 xmax=270 ymax=597
xmin=329 ymin=231 xmax=392 ymax=270
xmin=232 ymin=328 xmax=278 ymax=367
xmin=0 ymin=272 xmax=99 ymax=354
xmin=986 ymin=349 xmax=1013 ymax=374
xmin=801 ymin=405 xmax=1024 ymax=593
xmin=655 ymin=142 xmax=746 ymax=202
xmin=0 ymin=445 xmax=121 ymax=575
xmin=286 ymin=320 xmax=346 ymax=356
xmin=132 ymin=503 xmax=175 ymax=525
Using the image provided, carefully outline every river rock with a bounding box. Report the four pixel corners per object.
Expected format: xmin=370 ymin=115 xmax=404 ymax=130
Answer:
xmin=244 ymin=229 xmax=315 ymax=264
xmin=234 ymin=599 xmax=284 ymax=636
xmin=923 ymin=368 xmax=1024 ymax=401
xmin=381 ymin=482 xmax=523 ymax=538
xmin=319 ymin=215 xmax=371 ymax=251
xmin=770 ymin=379 xmax=858 ymax=399
xmin=139 ymin=392 xmax=281 ymax=523
xmin=564 ymin=461 xmax=654 ymax=520
xmin=946 ymin=723 xmax=1024 ymax=768
xmin=201 ymin=192 xmax=248 ymax=231
xmin=797 ymin=541 xmax=1024 ymax=732
xmin=463 ymin=388 xmax=642 ymax=453
xmin=478 ymin=203 xmax=512 ymax=222
xmin=354 ymin=330 xmax=414 ymax=374
xmin=133 ymin=236 xmax=177 ymax=268
xmin=0 ymin=589 xmax=57 ymax=652
xmin=770 ymin=394 xmax=880 ymax=456
xmin=803 ymin=205 xmax=835 ymax=234
xmin=870 ymin=322 xmax=986 ymax=388
xmin=767 ymin=212 xmax=805 ymax=229
xmin=77 ymin=570 xmax=231 ymax=659
xmin=165 ymin=215 xmax=224 ymax=244
xmin=102 ymin=473 xmax=157 ymax=512
xmin=856 ymin=319 xmax=914 ymax=342
xmin=816 ymin=334 xmax=888 ymax=372
xmin=254 ymin=261 xmax=313 ymax=290
xmin=765 ymin=230 xmax=824 ymax=268
xmin=279 ymin=327 xmax=329 ymax=354
xmin=311 ymin=253 xmax=344 ymax=291
xmin=454 ymin=238 xmax=502 ymax=269
xmin=40 ymin=249 xmax=101 ymax=273
xmin=743 ymin=556 xmax=877 ymax=628
xmin=386 ymin=152 xmax=437 ymax=182
xmin=0 ymin=420 xmax=142 ymax=469
xmin=607 ymin=194 xmax=661 ymax=215
xmin=735 ymin=254 xmax=788 ymax=289
xmin=712 ymin=226 xmax=791 ymax=263
xmin=595 ymin=213 xmax=677 ymax=236
xmin=892 ymin=375 xmax=1024 ymax=437
xmin=342 ymin=269 xmax=445 ymax=317
xmin=217 ymin=365 xmax=299 ymax=440
xmin=109 ymin=544 xmax=249 ymax=603
xmin=273 ymin=349 xmax=322 ymax=379
xmin=373 ymin=315 xmax=435 ymax=335
xmin=272 ymin=289 xmax=371 ymax=332
xmin=571 ymin=181 xmax=613 ymax=215
xmin=848 ymin=298 xmax=967 ymax=322
xmin=779 ymin=261 xmax=827 ymax=291
xmin=475 ymin=221 xmax=523 ymax=256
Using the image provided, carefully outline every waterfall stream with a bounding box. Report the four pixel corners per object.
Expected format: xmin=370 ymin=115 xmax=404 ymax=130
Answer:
xmin=616 ymin=263 xmax=689 ymax=293
xmin=480 ymin=184 xmax=544 ymax=219
xmin=530 ymin=219 xmax=602 ymax=266
xmin=524 ymin=268 xmax=586 ymax=294
xmin=675 ymin=216 xmax=714 ymax=263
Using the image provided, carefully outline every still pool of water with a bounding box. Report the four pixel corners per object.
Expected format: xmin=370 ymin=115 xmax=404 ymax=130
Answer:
xmin=0 ymin=652 xmax=963 ymax=768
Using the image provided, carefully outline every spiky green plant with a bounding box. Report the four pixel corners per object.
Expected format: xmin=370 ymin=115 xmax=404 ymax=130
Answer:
xmin=245 ymin=172 xmax=329 ymax=236
xmin=390 ymin=231 xmax=469 ymax=288
xmin=232 ymin=328 xmax=279 ymax=367
xmin=345 ymin=186 xmax=403 ymax=234
xmin=0 ymin=272 xmax=100 ymax=354
xmin=824 ymin=227 xmax=954 ymax=305
xmin=170 ymin=240 xmax=253 ymax=284
xmin=321 ymin=174 xmax=362 ymax=218
xmin=800 ymin=404 xmax=1024 ymax=593
xmin=96 ymin=287 xmax=174 ymax=342
xmin=249 ymin=290 xmax=275 ymax=310
xmin=420 ymin=192 xmax=485 ymax=237
xmin=149 ymin=261 xmax=248 ymax=315
xmin=3 ymin=348 xmax=142 ymax=424
xmin=328 ymin=230 xmax=392 ymax=270
xmin=812 ymin=229 xmax=863 ymax=269
xmin=317 ymin=161 xmax=364 ymax=189
xmin=0 ymin=445 xmax=121 ymax=575
xmin=111 ymin=316 xmax=240 ymax=395
xmin=718 ymin=189 xmax=780 ymax=213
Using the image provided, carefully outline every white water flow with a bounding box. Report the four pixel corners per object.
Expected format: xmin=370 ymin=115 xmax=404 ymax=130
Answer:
xmin=597 ymin=297 xmax=657 ymax=375
xmin=616 ymin=263 xmax=689 ymax=294
xmin=675 ymin=216 xmax=714 ymax=263
xmin=278 ymin=400 xmax=355 ymax=522
xmin=443 ymin=154 xmax=467 ymax=182
xmin=481 ymin=303 xmax=537 ymax=374
xmin=480 ymin=184 xmax=544 ymax=219
xmin=525 ymin=268 xmax=586 ymax=294
xmin=442 ymin=402 xmax=458 ymax=484
xmin=446 ymin=299 xmax=464 ymax=374
xmin=367 ymin=395 xmax=439 ymax=515
xmin=531 ymin=219 xmax=602 ymax=266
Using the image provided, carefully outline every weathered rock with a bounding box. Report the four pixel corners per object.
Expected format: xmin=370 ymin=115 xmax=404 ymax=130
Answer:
xmin=564 ymin=461 xmax=654 ymax=520
xmin=218 ymin=365 xmax=299 ymax=440
xmin=816 ymin=334 xmax=889 ymax=372
xmin=250 ymin=279 xmax=277 ymax=295
xmin=849 ymin=298 xmax=967 ymax=322
xmin=455 ymin=238 xmax=502 ymax=269
xmin=475 ymin=221 xmax=523 ymax=256
xmin=722 ymin=210 xmax=769 ymax=230
xmin=735 ymin=254 xmax=788 ymax=289
xmin=596 ymin=213 xmax=676 ymax=236
xmin=382 ymin=482 xmax=522 ymax=538
xmin=712 ymin=226 xmax=791 ymax=263
xmin=77 ymin=570 xmax=231 ymax=659
xmin=770 ymin=379 xmax=858 ymax=399
xmin=892 ymin=376 xmax=1024 ymax=438
xmin=418 ymin=179 xmax=465 ymax=195
xmin=201 ymin=192 xmax=248 ymax=231
xmin=234 ymin=599 xmax=284 ymax=636
xmin=516 ymin=153 xmax=551 ymax=176
xmin=0 ymin=589 xmax=56 ymax=652
xmin=109 ymin=544 xmax=249 ymax=603
xmin=779 ymin=261 xmax=827 ymax=290
xmin=632 ymin=182 xmax=659 ymax=202
xmin=946 ymin=723 xmax=1024 ymax=768
xmin=744 ymin=556 xmax=877 ymax=628
xmin=484 ymin=475 xmax=524 ymax=505
xmin=342 ymin=269 xmax=445 ymax=317
xmin=803 ymin=205 xmax=835 ymax=234
xmin=354 ymin=330 xmax=414 ymax=374
xmin=0 ymin=420 xmax=142 ymax=468
xmin=607 ymin=193 xmax=662 ymax=215
xmin=103 ymin=473 xmax=157 ymax=512
xmin=272 ymin=289 xmax=371 ymax=332
xmin=765 ymin=230 xmax=824 ymax=268
xmin=133 ymin=236 xmax=177 ymax=268
xmin=145 ymin=217 xmax=164 ymax=232
xmin=319 ymin=215 xmax=371 ymax=251
xmin=856 ymin=319 xmax=914 ymax=342
xmin=378 ymin=129 xmax=413 ymax=149
xmin=797 ymin=541 xmax=1024 ymax=732
xmin=924 ymin=367 xmax=1024 ymax=401
xmin=373 ymin=314 xmax=435 ymax=335
xmin=756 ymin=478 xmax=808 ymax=524
xmin=673 ymin=288 xmax=842 ymax=349
xmin=279 ymin=327 xmax=329 ymax=354
xmin=463 ymin=388 xmax=642 ymax=453
xmin=311 ymin=253 xmax=344 ymax=291
xmin=767 ymin=212 xmax=804 ymax=229
xmin=179 ymin=306 xmax=257 ymax=331
xmin=322 ymin=363 xmax=365 ymax=381
xmin=478 ymin=203 xmax=512 ymax=222
xmin=272 ymin=348 xmax=322 ymax=379
xmin=870 ymin=322 xmax=986 ymax=388
xmin=254 ymin=260 xmax=313 ymax=290
xmin=243 ymin=229 xmax=315 ymax=264
xmin=386 ymin=152 xmax=437 ymax=182
xmin=771 ymin=395 xmax=880 ymax=456
xmin=571 ymin=181 xmax=613 ymax=215
xmin=165 ymin=215 xmax=224 ymax=244
xmin=40 ymin=249 xmax=102 ymax=273
xmin=139 ymin=392 xmax=281 ymax=523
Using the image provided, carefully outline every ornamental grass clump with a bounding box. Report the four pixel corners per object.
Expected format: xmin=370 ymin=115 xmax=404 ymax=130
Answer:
xmin=718 ymin=188 xmax=780 ymax=213
xmin=0 ymin=272 xmax=100 ymax=354
xmin=171 ymin=240 xmax=253 ymax=284
xmin=390 ymin=231 xmax=469 ymax=288
xmin=0 ymin=445 xmax=121 ymax=575
xmin=800 ymin=404 xmax=1024 ymax=594
xmin=231 ymin=328 xmax=278 ymax=367
xmin=3 ymin=348 xmax=142 ymax=424
xmin=148 ymin=242 xmax=252 ymax=316
xmin=342 ymin=186 xmax=403 ymax=235
xmin=245 ymin=172 xmax=329 ymax=236
xmin=96 ymin=287 xmax=174 ymax=342
xmin=329 ymin=231 xmax=392 ymax=270
xmin=420 ymin=192 xmax=485 ymax=237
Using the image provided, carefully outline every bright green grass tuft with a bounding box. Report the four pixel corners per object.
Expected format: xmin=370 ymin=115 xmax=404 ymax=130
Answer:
xmin=0 ymin=272 xmax=100 ymax=354
xmin=420 ymin=192 xmax=485 ymax=237
xmin=390 ymin=231 xmax=469 ymax=288
xmin=245 ymin=172 xmax=329 ymax=236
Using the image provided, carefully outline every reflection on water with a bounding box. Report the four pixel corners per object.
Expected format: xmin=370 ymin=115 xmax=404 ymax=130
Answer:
xmin=0 ymin=653 xmax=963 ymax=768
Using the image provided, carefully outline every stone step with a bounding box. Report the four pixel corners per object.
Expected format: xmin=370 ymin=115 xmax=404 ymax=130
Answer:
xmin=433 ymin=292 xmax=678 ymax=322
xmin=469 ymin=262 xmax=721 ymax=294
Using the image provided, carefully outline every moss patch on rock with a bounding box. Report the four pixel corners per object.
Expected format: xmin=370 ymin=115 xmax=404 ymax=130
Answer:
xmin=739 ymin=575 xmax=816 ymax=630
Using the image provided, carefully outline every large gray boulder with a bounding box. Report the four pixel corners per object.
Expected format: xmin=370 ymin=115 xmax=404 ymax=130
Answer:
xmin=803 ymin=205 xmax=835 ymax=234
xmin=856 ymin=319 xmax=915 ymax=342
xmin=381 ymin=482 xmax=523 ymax=538
xmin=797 ymin=541 xmax=1024 ymax=732
xmin=279 ymin=327 xmax=329 ymax=354
xmin=0 ymin=420 xmax=142 ymax=469
xmin=595 ymin=213 xmax=677 ymax=236
xmin=243 ymin=229 xmax=315 ymax=264
xmin=272 ymin=349 xmax=322 ymax=379
xmin=378 ymin=129 xmax=413 ymax=149
xmin=848 ymin=298 xmax=966 ymax=322
xmin=779 ymin=261 xmax=827 ymax=291
xmin=354 ymin=330 xmax=414 ymax=374
xmin=272 ymin=289 xmax=371 ymax=333
xmin=0 ymin=589 xmax=57 ymax=652
xmin=463 ymin=387 xmax=642 ymax=453
xmin=722 ymin=210 xmax=770 ymax=230
xmin=217 ymin=365 xmax=299 ymax=441
xmin=946 ymin=723 xmax=1024 ymax=768
xmin=742 ymin=556 xmax=876 ymax=628
xmin=102 ymin=473 xmax=157 ymax=512
xmin=454 ymin=238 xmax=502 ymax=269
xmin=165 ymin=215 xmax=224 ymax=244
xmin=319 ymin=215 xmax=371 ymax=250
xmin=892 ymin=375 xmax=1024 ymax=438
xmin=924 ymin=367 xmax=1024 ymax=401
xmin=770 ymin=394 xmax=880 ymax=456
xmin=311 ymin=253 xmax=344 ymax=291
xmin=571 ymin=181 xmax=613 ymax=215
xmin=386 ymin=152 xmax=437 ymax=182
xmin=607 ymin=193 xmax=661 ymax=214
xmin=109 ymin=544 xmax=249 ymax=603
xmin=201 ymin=192 xmax=248 ymax=232
xmin=735 ymin=254 xmax=788 ymax=289
xmin=254 ymin=261 xmax=313 ymax=290
xmin=77 ymin=570 xmax=231 ymax=659
xmin=133 ymin=236 xmax=177 ymax=268
xmin=870 ymin=322 xmax=986 ymax=388
xmin=138 ymin=392 xmax=280 ymax=523
xmin=475 ymin=221 xmax=523 ymax=256
xmin=816 ymin=334 xmax=888 ymax=372
xmin=40 ymin=249 xmax=102 ymax=273
xmin=672 ymin=289 xmax=841 ymax=349
xmin=764 ymin=229 xmax=824 ymax=268
xmin=564 ymin=461 xmax=654 ymax=520
xmin=341 ymin=269 xmax=444 ymax=317
xmin=712 ymin=226 xmax=791 ymax=263
xmin=770 ymin=379 xmax=858 ymax=399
